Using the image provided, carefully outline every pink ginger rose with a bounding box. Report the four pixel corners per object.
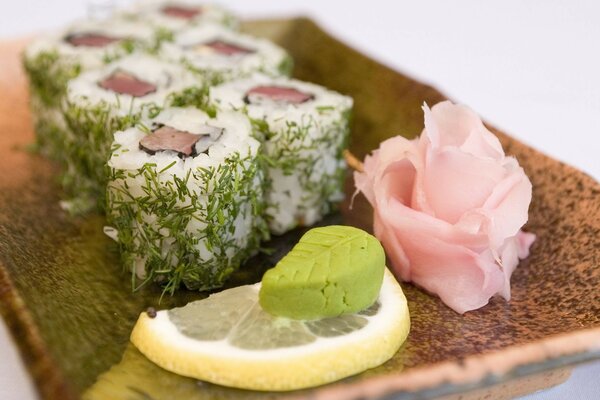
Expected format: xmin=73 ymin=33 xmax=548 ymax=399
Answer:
xmin=354 ymin=101 xmax=535 ymax=313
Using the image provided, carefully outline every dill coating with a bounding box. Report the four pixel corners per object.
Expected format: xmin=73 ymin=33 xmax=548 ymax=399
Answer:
xmin=107 ymin=141 xmax=267 ymax=294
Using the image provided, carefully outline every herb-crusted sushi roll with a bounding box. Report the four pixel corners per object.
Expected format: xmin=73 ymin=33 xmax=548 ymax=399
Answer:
xmin=160 ymin=24 xmax=292 ymax=85
xmin=63 ymin=54 xmax=205 ymax=213
xmin=23 ymin=18 xmax=158 ymax=160
xmin=122 ymin=1 xmax=238 ymax=33
xmin=209 ymin=75 xmax=353 ymax=234
xmin=107 ymin=107 xmax=265 ymax=292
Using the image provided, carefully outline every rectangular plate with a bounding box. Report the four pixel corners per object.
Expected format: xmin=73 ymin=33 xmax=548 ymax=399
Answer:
xmin=0 ymin=18 xmax=599 ymax=400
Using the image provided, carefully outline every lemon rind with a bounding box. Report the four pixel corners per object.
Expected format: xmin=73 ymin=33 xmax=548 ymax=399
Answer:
xmin=130 ymin=270 xmax=410 ymax=391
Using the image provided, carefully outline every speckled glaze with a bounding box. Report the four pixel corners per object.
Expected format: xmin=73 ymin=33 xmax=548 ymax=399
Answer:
xmin=0 ymin=19 xmax=599 ymax=400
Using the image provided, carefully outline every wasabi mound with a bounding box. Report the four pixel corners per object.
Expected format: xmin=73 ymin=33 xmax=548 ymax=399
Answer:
xmin=259 ymin=225 xmax=385 ymax=320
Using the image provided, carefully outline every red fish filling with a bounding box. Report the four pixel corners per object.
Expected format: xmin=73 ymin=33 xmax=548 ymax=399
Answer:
xmin=161 ymin=5 xmax=202 ymax=19
xmin=196 ymin=40 xmax=253 ymax=56
xmin=244 ymin=86 xmax=314 ymax=105
xmin=140 ymin=126 xmax=202 ymax=158
xmin=139 ymin=125 xmax=222 ymax=158
xmin=65 ymin=33 xmax=121 ymax=48
xmin=98 ymin=71 xmax=157 ymax=97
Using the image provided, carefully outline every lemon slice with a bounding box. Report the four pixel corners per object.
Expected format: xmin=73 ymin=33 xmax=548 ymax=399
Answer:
xmin=130 ymin=269 xmax=410 ymax=391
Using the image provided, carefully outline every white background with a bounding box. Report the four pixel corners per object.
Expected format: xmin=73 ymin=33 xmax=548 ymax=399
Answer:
xmin=0 ymin=1 xmax=599 ymax=399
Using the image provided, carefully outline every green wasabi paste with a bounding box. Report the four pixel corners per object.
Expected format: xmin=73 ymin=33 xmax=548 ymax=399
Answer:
xmin=259 ymin=225 xmax=385 ymax=320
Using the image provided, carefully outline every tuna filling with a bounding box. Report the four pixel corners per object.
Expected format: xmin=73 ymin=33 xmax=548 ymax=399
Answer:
xmin=161 ymin=5 xmax=202 ymax=19
xmin=191 ymin=40 xmax=253 ymax=56
xmin=140 ymin=125 xmax=224 ymax=158
xmin=244 ymin=86 xmax=315 ymax=105
xmin=65 ymin=33 xmax=121 ymax=47
xmin=98 ymin=71 xmax=157 ymax=97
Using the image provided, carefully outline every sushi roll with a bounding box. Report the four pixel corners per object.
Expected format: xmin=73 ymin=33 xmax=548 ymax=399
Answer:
xmin=122 ymin=1 xmax=238 ymax=34
xmin=209 ymin=75 xmax=353 ymax=235
xmin=62 ymin=54 xmax=205 ymax=213
xmin=106 ymin=107 xmax=266 ymax=292
xmin=160 ymin=24 xmax=293 ymax=85
xmin=23 ymin=17 xmax=159 ymax=160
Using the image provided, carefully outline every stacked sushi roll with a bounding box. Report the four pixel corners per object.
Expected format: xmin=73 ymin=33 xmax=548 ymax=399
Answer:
xmin=23 ymin=18 xmax=158 ymax=160
xmin=161 ymin=24 xmax=292 ymax=84
xmin=209 ymin=75 xmax=353 ymax=234
xmin=62 ymin=54 xmax=204 ymax=212
xmin=121 ymin=0 xmax=238 ymax=33
xmin=23 ymin=1 xmax=355 ymax=293
xmin=107 ymin=107 xmax=265 ymax=291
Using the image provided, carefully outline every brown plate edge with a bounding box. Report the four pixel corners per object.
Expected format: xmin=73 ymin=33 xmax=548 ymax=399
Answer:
xmin=294 ymin=328 xmax=600 ymax=400
xmin=1 ymin=20 xmax=599 ymax=400
xmin=0 ymin=261 xmax=77 ymax=400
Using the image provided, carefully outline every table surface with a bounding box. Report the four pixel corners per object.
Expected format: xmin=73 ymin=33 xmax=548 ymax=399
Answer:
xmin=0 ymin=1 xmax=598 ymax=399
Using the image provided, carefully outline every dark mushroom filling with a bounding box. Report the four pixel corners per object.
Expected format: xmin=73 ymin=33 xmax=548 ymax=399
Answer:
xmin=243 ymin=86 xmax=315 ymax=105
xmin=98 ymin=70 xmax=157 ymax=97
xmin=140 ymin=124 xmax=224 ymax=158
xmin=65 ymin=33 xmax=122 ymax=48
xmin=161 ymin=5 xmax=202 ymax=19
xmin=190 ymin=40 xmax=254 ymax=56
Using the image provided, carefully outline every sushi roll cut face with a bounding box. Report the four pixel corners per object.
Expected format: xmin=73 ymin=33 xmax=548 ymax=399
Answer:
xmin=161 ymin=24 xmax=293 ymax=83
xmin=107 ymin=108 xmax=265 ymax=292
xmin=209 ymin=75 xmax=353 ymax=234
xmin=61 ymin=54 xmax=204 ymax=213
xmin=24 ymin=18 xmax=158 ymax=77
xmin=123 ymin=0 xmax=238 ymax=33
xmin=67 ymin=54 xmax=201 ymax=114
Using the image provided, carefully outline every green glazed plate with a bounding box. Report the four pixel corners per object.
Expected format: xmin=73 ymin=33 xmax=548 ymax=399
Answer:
xmin=0 ymin=18 xmax=599 ymax=400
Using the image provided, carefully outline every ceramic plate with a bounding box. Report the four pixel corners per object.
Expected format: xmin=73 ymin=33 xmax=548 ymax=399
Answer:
xmin=0 ymin=18 xmax=599 ymax=400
